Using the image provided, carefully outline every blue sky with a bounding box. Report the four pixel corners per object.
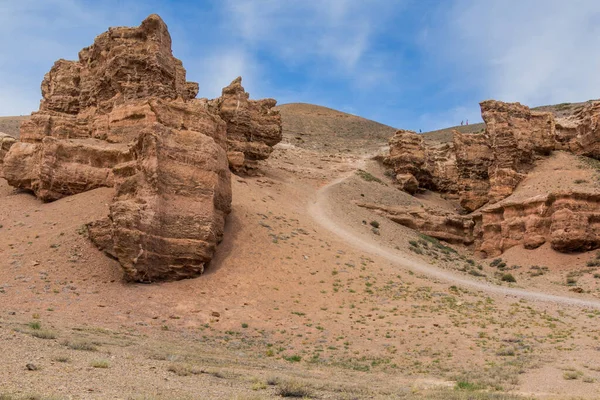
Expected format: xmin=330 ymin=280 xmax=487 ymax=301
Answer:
xmin=1 ymin=0 xmax=600 ymax=131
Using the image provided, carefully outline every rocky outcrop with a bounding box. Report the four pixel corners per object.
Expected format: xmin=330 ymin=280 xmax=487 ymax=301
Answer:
xmin=210 ymin=77 xmax=282 ymax=171
xmin=356 ymin=202 xmax=475 ymax=245
xmin=477 ymin=192 xmax=600 ymax=257
xmin=3 ymin=14 xmax=202 ymax=201
xmin=453 ymin=131 xmax=492 ymax=212
xmin=88 ymin=124 xmax=231 ymax=282
xmin=363 ymin=192 xmax=600 ymax=257
xmin=384 ymin=130 xmax=458 ymax=195
xmin=4 ymin=15 xmax=235 ymax=282
xmin=0 ymin=133 xmax=16 ymax=172
xmin=555 ymin=101 xmax=600 ymax=158
xmin=481 ymin=100 xmax=555 ymax=203
xmin=386 ymin=101 xmax=558 ymax=211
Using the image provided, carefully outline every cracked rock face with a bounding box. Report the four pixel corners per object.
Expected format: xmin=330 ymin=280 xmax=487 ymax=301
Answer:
xmin=4 ymin=14 xmax=233 ymax=282
xmin=383 ymin=100 xmax=600 ymax=256
xmin=210 ymin=77 xmax=282 ymax=172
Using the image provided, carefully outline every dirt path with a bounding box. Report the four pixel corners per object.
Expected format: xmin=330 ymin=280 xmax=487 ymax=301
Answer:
xmin=309 ymin=164 xmax=600 ymax=310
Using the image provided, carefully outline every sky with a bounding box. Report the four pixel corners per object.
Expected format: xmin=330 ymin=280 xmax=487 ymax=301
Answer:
xmin=1 ymin=0 xmax=600 ymax=132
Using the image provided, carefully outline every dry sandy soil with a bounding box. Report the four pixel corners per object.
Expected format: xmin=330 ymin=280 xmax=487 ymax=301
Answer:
xmin=1 ymin=105 xmax=600 ymax=399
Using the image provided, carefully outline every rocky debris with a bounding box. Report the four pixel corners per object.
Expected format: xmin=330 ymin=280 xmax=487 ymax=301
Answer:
xmin=210 ymin=77 xmax=282 ymax=172
xmin=555 ymin=101 xmax=600 ymax=158
xmin=356 ymin=202 xmax=475 ymax=245
xmin=5 ymin=14 xmax=236 ymax=282
xmin=0 ymin=132 xmax=16 ymax=172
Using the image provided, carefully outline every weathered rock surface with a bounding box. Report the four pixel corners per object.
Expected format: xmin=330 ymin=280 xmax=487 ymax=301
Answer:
xmin=88 ymin=124 xmax=231 ymax=282
xmin=5 ymin=15 xmax=236 ymax=281
xmin=481 ymin=100 xmax=555 ymax=203
xmin=453 ymin=131 xmax=492 ymax=212
xmin=0 ymin=132 xmax=16 ymax=172
xmin=478 ymin=192 xmax=600 ymax=257
xmin=362 ymin=192 xmax=600 ymax=257
xmin=555 ymin=101 xmax=600 ymax=158
xmin=386 ymin=101 xmax=562 ymax=212
xmin=3 ymin=14 xmax=202 ymax=200
xmin=356 ymin=202 xmax=475 ymax=245
xmin=210 ymin=77 xmax=282 ymax=171
xmin=384 ymin=130 xmax=458 ymax=195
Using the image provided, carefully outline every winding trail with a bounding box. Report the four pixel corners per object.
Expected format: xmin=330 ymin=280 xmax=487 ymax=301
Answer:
xmin=309 ymin=164 xmax=600 ymax=310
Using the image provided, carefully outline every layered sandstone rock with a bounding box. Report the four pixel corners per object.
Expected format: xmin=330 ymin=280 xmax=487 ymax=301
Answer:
xmin=481 ymin=100 xmax=555 ymax=202
xmin=477 ymin=192 xmax=600 ymax=257
xmin=555 ymin=101 xmax=600 ymax=158
xmin=453 ymin=131 xmax=492 ymax=212
xmin=362 ymin=192 xmax=600 ymax=257
xmin=210 ymin=77 xmax=282 ymax=171
xmin=356 ymin=202 xmax=475 ymax=245
xmin=384 ymin=130 xmax=458 ymax=195
xmin=5 ymin=15 xmax=234 ymax=281
xmin=88 ymin=124 xmax=231 ymax=281
xmin=386 ymin=101 xmax=557 ymax=212
xmin=0 ymin=132 xmax=16 ymax=172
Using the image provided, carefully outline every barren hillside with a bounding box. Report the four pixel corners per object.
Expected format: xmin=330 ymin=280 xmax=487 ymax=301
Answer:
xmin=276 ymin=103 xmax=397 ymax=153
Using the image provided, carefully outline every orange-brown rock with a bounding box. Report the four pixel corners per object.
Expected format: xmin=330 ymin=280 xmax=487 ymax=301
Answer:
xmin=210 ymin=77 xmax=282 ymax=171
xmin=555 ymin=101 xmax=600 ymax=158
xmin=5 ymin=14 xmax=233 ymax=281
xmin=0 ymin=133 xmax=16 ymax=172
xmin=3 ymin=14 xmax=203 ymax=200
xmin=356 ymin=201 xmax=475 ymax=245
xmin=481 ymin=100 xmax=555 ymax=203
xmin=453 ymin=130 xmax=492 ymax=212
xmin=384 ymin=130 xmax=458 ymax=195
xmin=88 ymin=124 xmax=231 ymax=282
xmin=477 ymin=192 xmax=600 ymax=257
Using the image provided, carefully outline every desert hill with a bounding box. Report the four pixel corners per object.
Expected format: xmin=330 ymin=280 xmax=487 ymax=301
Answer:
xmin=276 ymin=102 xmax=397 ymax=153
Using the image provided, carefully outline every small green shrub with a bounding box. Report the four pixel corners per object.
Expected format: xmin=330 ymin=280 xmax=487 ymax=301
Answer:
xmin=501 ymin=273 xmax=516 ymax=283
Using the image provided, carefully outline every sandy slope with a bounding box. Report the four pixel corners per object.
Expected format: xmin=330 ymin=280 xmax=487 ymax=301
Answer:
xmin=310 ymin=158 xmax=600 ymax=309
xmin=1 ymin=144 xmax=600 ymax=398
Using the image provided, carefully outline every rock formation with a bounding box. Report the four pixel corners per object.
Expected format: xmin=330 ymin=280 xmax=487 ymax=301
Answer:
xmin=477 ymin=192 xmax=600 ymax=257
xmin=481 ymin=100 xmax=555 ymax=203
xmin=357 ymin=202 xmax=475 ymax=245
xmin=384 ymin=130 xmax=458 ymax=196
xmin=3 ymin=14 xmax=236 ymax=282
xmin=210 ymin=77 xmax=282 ymax=172
xmin=386 ymin=101 xmax=559 ymax=212
xmin=382 ymin=99 xmax=600 ymax=257
xmin=555 ymin=101 xmax=600 ymax=158
xmin=0 ymin=133 xmax=16 ymax=172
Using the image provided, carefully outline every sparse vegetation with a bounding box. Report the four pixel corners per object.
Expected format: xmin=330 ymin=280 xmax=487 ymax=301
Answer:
xmin=500 ymin=273 xmax=516 ymax=283
xmin=356 ymin=169 xmax=385 ymax=185
xmin=276 ymin=380 xmax=313 ymax=398
xmin=90 ymin=359 xmax=110 ymax=368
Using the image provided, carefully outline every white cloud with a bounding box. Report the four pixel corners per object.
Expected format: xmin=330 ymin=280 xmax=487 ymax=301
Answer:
xmin=440 ymin=0 xmax=600 ymax=106
xmin=221 ymin=0 xmax=398 ymax=85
